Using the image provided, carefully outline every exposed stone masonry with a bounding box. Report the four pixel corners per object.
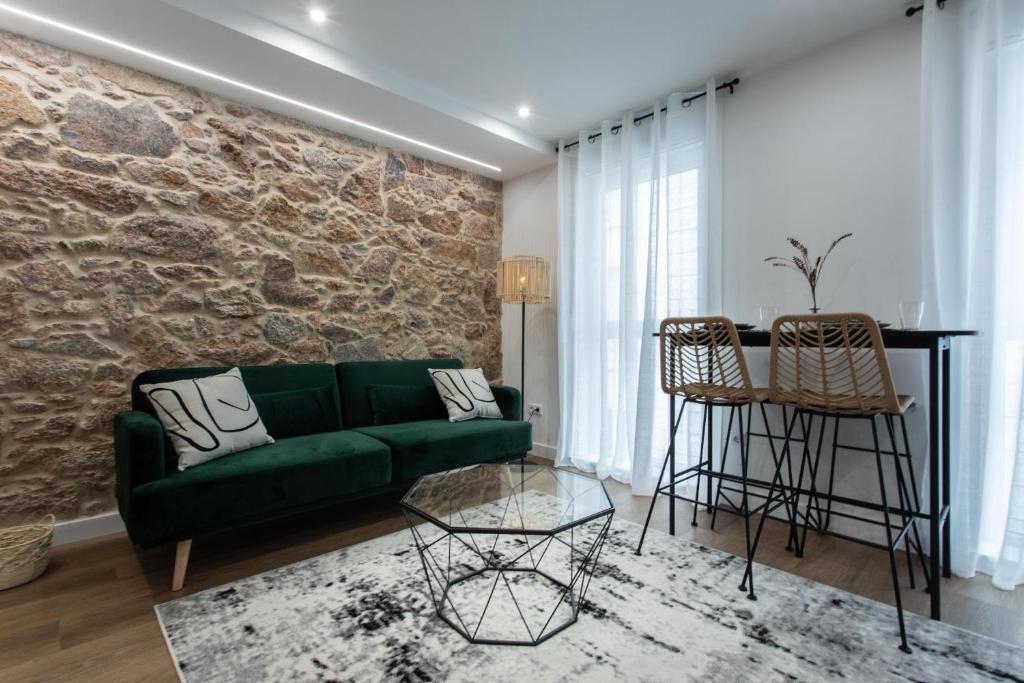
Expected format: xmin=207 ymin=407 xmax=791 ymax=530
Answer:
xmin=0 ymin=31 xmax=503 ymax=523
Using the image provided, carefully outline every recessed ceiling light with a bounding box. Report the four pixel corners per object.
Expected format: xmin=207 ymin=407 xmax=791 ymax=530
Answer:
xmin=309 ymin=8 xmax=327 ymax=24
xmin=517 ymin=105 xmax=531 ymax=118
xmin=0 ymin=1 xmax=501 ymax=173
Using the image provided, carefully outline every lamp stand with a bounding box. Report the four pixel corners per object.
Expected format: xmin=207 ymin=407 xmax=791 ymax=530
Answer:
xmin=497 ymin=255 xmax=550 ymax=421
xmin=520 ymin=299 xmax=526 ymax=417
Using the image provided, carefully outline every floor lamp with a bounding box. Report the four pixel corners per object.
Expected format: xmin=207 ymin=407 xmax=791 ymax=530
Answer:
xmin=496 ymin=255 xmax=551 ymax=416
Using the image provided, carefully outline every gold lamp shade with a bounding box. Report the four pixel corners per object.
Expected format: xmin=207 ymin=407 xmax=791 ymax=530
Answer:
xmin=497 ymin=255 xmax=550 ymax=304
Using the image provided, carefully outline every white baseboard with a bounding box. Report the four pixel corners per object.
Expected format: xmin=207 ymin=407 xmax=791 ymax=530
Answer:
xmin=530 ymin=442 xmax=556 ymax=460
xmin=53 ymin=511 xmax=125 ymax=546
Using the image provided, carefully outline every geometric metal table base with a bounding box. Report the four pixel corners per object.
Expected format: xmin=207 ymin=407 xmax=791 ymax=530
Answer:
xmin=403 ymin=510 xmax=612 ymax=646
xmin=401 ymin=463 xmax=615 ymax=646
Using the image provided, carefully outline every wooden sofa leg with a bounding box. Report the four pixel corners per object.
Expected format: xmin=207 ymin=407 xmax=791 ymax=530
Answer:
xmin=172 ymin=539 xmax=192 ymax=591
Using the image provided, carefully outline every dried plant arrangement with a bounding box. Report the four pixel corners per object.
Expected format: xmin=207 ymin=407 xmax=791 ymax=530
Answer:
xmin=765 ymin=233 xmax=853 ymax=313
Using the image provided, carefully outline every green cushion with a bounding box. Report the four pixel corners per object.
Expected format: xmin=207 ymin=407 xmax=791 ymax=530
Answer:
xmin=337 ymin=358 xmax=461 ymax=428
xmin=353 ymin=419 xmax=532 ymax=482
xmin=253 ymin=384 xmax=340 ymax=438
xmin=366 ymin=384 xmax=447 ymax=425
xmin=114 ymin=411 xmax=165 ymax=534
xmin=490 ymin=385 xmax=523 ymax=421
xmin=132 ymin=363 xmax=341 ymax=414
xmin=131 ymin=364 xmax=343 ymax=447
xmin=128 ymin=430 xmax=390 ymax=545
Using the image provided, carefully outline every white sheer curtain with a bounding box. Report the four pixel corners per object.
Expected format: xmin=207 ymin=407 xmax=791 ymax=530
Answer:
xmin=556 ymin=81 xmax=723 ymax=495
xmin=922 ymin=0 xmax=1024 ymax=589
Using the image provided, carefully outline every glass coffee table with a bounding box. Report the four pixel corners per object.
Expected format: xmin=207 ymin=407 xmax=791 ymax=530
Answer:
xmin=401 ymin=462 xmax=614 ymax=646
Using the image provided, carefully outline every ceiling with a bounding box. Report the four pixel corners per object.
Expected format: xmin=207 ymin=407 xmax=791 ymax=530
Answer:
xmin=0 ymin=0 xmax=908 ymax=179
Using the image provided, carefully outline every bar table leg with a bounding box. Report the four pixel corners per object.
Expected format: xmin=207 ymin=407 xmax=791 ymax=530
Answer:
xmin=928 ymin=339 xmax=942 ymax=620
xmin=942 ymin=339 xmax=952 ymax=579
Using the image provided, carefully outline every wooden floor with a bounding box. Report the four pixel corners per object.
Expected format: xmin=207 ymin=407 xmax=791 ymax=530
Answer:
xmin=2 ymin=456 xmax=1021 ymax=682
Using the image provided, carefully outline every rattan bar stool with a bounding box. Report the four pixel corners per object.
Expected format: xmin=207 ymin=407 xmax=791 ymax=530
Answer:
xmin=635 ymin=316 xmax=795 ymax=600
xmin=745 ymin=312 xmax=928 ymax=653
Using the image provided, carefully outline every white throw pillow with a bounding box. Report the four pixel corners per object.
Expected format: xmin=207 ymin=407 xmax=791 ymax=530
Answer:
xmin=140 ymin=367 xmax=274 ymax=470
xmin=428 ymin=367 xmax=504 ymax=422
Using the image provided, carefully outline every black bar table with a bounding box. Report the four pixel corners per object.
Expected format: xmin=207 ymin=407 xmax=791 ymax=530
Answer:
xmin=657 ymin=327 xmax=977 ymax=622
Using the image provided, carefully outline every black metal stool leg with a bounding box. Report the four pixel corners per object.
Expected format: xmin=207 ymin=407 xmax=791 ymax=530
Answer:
xmin=822 ymin=416 xmax=841 ymax=531
xmin=742 ymin=408 xmax=800 ymax=595
xmin=797 ymin=413 xmax=828 ymax=556
xmin=710 ymin=405 xmax=737 ymax=531
xmin=636 ymin=445 xmax=671 ymax=555
xmin=691 ymin=402 xmax=708 ymax=527
xmin=884 ymin=415 xmax=917 ymax=590
xmin=899 ymin=414 xmax=932 ymax=591
xmin=636 ymin=399 xmax=686 ymax=555
xmin=759 ymin=402 xmax=798 ymax=552
xmin=787 ymin=408 xmax=801 ymax=552
xmin=791 ymin=412 xmax=815 ymax=557
xmin=670 ymin=394 xmax=676 ymax=537
xmin=705 ymin=403 xmax=715 ymax=513
xmin=871 ymin=416 xmax=912 ymax=654
xmin=739 ymin=404 xmax=757 ymax=600
xmin=812 ymin=415 xmax=830 ymax=531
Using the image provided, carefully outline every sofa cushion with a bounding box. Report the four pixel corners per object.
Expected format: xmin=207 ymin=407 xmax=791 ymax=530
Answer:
xmin=252 ymin=384 xmax=340 ymax=438
xmin=428 ymin=367 xmax=504 ymax=422
xmin=366 ymin=384 xmax=447 ymax=425
xmin=337 ymin=358 xmax=461 ymax=429
xmin=128 ymin=430 xmax=390 ymax=544
xmin=352 ymin=419 xmax=532 ymax=482
xmin=132 ymin=363 xmax=343 ymax=439
xmin=139 ymin=367 xmax=275 ymax=471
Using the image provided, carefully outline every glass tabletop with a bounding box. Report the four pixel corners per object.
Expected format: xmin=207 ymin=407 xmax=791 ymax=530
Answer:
xmin=401 ymin=463 xmax=614 ymax=534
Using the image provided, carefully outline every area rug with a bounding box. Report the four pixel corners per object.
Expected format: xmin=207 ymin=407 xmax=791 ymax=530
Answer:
xmin=156 ymin=507 xmax=1022 ymax=682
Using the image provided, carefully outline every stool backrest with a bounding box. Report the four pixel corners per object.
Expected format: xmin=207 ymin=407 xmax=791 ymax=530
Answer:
xmin=660 ymin=317 xmax=755 ymax=403
xmin=768 ymin=312 xmax=899 ymax=414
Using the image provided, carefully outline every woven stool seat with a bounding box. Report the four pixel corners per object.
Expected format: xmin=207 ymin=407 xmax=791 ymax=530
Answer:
xmin=769 ymin=390 xmax=915 ymax=415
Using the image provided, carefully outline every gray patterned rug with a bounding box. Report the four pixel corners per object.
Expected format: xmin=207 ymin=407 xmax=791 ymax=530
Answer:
xmin=156 ymin=504 xmax=1022 ymax=682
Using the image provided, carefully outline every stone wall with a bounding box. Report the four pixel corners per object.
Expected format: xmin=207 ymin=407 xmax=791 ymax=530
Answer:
xmin=0 ymin=31 xmax=503 ymax=523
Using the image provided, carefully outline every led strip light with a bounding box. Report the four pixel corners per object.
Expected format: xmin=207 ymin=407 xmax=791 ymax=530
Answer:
xmin=0 ymin=2 xmax=503 ymax=173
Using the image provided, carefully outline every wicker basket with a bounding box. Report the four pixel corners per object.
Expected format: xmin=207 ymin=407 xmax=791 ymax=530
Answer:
xmin=0 ymin=514 xmax=55 ymax=590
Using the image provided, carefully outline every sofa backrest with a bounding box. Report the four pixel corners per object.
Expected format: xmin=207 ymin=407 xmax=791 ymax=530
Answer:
xmin=131 ymin=363 xmax=343 ymax=439
xmin=336 ymin=358 xmax=461 ymax=428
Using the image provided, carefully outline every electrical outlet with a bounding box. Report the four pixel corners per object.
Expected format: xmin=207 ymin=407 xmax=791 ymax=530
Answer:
xmin=528 ymin=403 xmax=543 ymax=417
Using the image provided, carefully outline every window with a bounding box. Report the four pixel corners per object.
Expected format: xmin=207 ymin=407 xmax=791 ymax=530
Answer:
xmin=579 ymin=148 xmax=703 ymax=479
xmin=558 ymin=101 xmax=714 ymax=487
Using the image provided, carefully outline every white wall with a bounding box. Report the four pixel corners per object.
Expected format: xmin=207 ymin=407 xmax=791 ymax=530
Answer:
xmin=722 ymin=17 xmax=922 ymax=321
xmin=501 ymin=18 xmax=925 ymax=485
xmin=721 ymin=19 xmax=926 ymax=538
xmin=501 ymin=164 xmax=559 ymax=459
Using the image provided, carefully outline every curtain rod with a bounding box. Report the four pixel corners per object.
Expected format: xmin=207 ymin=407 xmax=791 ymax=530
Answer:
xmin=559 ymin=77 xmax=739 ymax=152
xmin=906 ymin=0 xmax=945 ymax=18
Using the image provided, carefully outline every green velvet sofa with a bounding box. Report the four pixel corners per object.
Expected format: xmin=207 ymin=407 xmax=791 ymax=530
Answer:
xmin=113 ymin=358 xmax=530 ymax=589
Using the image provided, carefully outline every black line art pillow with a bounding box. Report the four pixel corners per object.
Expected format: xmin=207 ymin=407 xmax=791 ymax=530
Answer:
xmin=428 ymin=367 xmax=503 ymax=422
xmin=140 ymin=367 xmax=274 ymax=470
